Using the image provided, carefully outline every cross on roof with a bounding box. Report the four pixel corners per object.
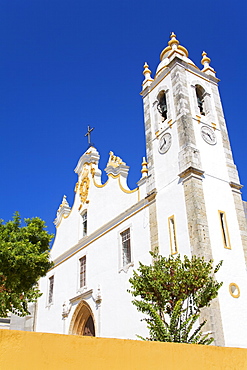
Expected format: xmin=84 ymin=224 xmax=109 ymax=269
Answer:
xmin=85 ymin=125 xmax=94 ymax=147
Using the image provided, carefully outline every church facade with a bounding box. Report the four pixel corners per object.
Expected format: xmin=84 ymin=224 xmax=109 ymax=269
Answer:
xmin=34 ymin=33 xmax=247 ymax=347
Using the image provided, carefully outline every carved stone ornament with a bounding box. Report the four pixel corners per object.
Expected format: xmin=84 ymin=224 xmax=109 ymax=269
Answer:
xmin=105 ymin=151 xmax=130 ymax=178
xmin=79 ymin=167 xmax=90 ymax=203
xmin=74 ymin=182 xmax=79 ymax=193
xmin=107 ymin=151 xmax=126 ymax=168
xmin=54 ymin=195 xmax=71 ymax=227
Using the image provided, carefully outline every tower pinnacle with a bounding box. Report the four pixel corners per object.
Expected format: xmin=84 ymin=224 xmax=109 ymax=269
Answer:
xmin=160 ymin=32 xmax=189 ymax=61
xmin=201 ymin=51 xmax=216 ymax=76
xmin=142 ymin=62 xmax=153 ymax=89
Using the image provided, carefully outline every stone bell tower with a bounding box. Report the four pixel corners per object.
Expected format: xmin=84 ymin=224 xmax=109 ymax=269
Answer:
xmin=141 ymin=33 xmax=247 ymax=347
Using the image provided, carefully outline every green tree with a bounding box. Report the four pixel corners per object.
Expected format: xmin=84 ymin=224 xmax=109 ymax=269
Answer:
xmin=0 ymin=212 xmax=53 ymax=317
xmin=129 ymin=251 xmax=222 ymax=345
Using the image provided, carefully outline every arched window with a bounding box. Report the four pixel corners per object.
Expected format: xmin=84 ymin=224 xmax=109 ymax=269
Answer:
xmin=81 ymin=211 xmax=87 ymax=237
xmin=195 ymin=85 xmax=205 ymax=115
xmin=79 ymin=256 xmax=86 ymax=288
xmin=157 ymin=91 xmax=168 ymax=120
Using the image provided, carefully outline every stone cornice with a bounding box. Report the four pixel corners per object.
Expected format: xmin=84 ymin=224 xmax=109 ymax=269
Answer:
xmin=229 ymin=181 xmax=243 ymax=190
xmin=230 ymin=181 xmax=243 ymax=194
xmin=51 ymin=197 xmax=153 ymax=268
xmin=178 ymin=166 xmax=204 ymax=180
xmin=70 ymin=289 xmax=93 ymax=304
xmin=140 ymin=56 xmax=219 ymax=99
xmin=145 ymin=189 xmax=157 ymax=202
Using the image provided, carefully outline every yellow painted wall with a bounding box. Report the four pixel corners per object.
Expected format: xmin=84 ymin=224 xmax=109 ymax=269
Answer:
xmin=1 ymin=330 xmax=247 ymax=370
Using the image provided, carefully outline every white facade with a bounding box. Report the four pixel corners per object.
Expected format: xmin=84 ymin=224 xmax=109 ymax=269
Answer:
xmin=35 ymin=34 xmax=247 ymax=347
xmin=36 ymin=149 xmax=152 ymax=339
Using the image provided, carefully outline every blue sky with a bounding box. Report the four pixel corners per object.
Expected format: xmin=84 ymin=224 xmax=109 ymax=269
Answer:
xmin=0 ymin=0 xmax=246 ymax=235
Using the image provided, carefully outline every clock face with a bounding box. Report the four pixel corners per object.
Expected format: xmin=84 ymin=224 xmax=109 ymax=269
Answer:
xmin=201 ymin=126 xmax=217 ymax=145
xmin=158 ymin=132 xmax=172 ymax=154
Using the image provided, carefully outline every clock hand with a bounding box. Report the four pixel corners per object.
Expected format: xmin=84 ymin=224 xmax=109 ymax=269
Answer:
xmin=160 ymin=137 xmax=166 ymax=149
xmin=202 ymin=130 xmax=212 ymax=140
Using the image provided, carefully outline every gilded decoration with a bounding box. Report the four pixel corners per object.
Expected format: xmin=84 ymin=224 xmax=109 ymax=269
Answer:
xmin=74 ymin=182 xmax=79 ymax=193
xmin=91 ymin=167 xmax=95 ymax=177
xmin=79 ymin=167 xmax=90 ymax=203
xmin=107 ymin=151 xmax=126 ymax=168
xmin=54 ymin=195 xmax=71 ymax=227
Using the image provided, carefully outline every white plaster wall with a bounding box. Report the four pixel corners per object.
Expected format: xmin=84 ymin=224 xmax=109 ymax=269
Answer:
xmin=51 ymin=167 xmax=141 ymax=261
xmin=194 ymin=126 xmax=228 ymax=180
xmin=36 ymin=54 xmax=247 ymax=347
xmin=36 ymin=202 xmax=152 ymax=340
xmin=186 ymin=71 xmax=218 ymax=125
xmin=202 ymin=175 xmax=247 ymax=347
xmin=186 ymin=70 xmax=247 ymax=347
xmin=86 ymin=176 xmax=140 ymax=234
xmin=156 ymin=181 xmax=191 ymax=258
xmin=143 ymin=70 xmax=191 ymax=259
xmin=153 ymin=121 xmax=180 ymax=190
xmin=143 ymin=62 xmax=247 ymax=348
xmin=147 ymin=73 xmax=176 ymax=142
xmin=151 ymin=115 xmax=191 ymax=257
xmin=50 ymin=199 xmax=80 ymax=260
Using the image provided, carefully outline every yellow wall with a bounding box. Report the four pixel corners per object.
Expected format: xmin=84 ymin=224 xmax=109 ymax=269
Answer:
xmin=1 ymin=330 xmax=247 ymax=370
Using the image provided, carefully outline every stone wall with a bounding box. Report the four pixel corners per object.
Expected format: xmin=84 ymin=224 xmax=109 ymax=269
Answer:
xmin=1 ymin=329 xmax=247 ymax=370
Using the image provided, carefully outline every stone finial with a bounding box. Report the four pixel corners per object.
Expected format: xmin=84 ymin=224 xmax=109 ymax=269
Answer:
xmin=168 ymin=32 xmax=179 ymax=48
xmin=54 ymin=195 xmax=71 ymax=227
xmin=142 ymin=62 xmax=153 ymax=89
xmin=61 ymin=195 xmax=69 ymax=207
xmin=201 ymin=51 xmax=216 ymax=75
xmin=160 ymin=32 xmax=188 ymax=61
xmin=141 ymin=157 xmax=148 ymax=178
xmin=105 ymin=150 xmax=129 ymax=178
xmin=201 ymin=51 xmax=211 ymax=67
xmin=107 ymin=151 xmax=126 ymax=168
xmin=143 ymin=62 xmax=152 ymax=78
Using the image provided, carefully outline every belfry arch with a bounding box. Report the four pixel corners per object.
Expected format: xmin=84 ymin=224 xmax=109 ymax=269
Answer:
xmin=69 ymin=300 xmax=95 ymax=336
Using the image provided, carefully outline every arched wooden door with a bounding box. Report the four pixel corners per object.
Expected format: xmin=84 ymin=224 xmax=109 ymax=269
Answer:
xmin=69 ymin=300 xmax=95 ymax=336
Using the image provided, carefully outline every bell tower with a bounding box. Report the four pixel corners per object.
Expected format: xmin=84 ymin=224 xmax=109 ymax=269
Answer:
xmin=141 ymin=33 xmax=247 ymax=347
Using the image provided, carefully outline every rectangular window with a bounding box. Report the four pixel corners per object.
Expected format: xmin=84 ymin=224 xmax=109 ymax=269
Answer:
xmin=48 ymin=276 xmax=54 ymax=304
xmin=121 ymin=228 xmax=131 ymax=266
xmin=82 ymin=211 xmax=87 ymax=237
xmin=219 ymin=211 xmax=231 ymax=249
xmin=168 ymin=216 xmax=178 ymax=254
xmin=79 ymin=256 xmax=86 ymax=288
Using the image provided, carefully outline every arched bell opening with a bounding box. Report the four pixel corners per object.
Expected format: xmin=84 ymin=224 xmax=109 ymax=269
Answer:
xmin=69 ymin=300 xmax=95 ymax=336
xmin=195 ymin=84 xmax=206 ymax=116
xmin=157 ymin=90 xmax=168 ymax=120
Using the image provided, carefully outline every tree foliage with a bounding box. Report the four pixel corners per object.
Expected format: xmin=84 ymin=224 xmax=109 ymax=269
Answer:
xmin=129 ymin=251 xmax=222 ymax=344
xmin=0 ymin=212 xmax=53 ymax=317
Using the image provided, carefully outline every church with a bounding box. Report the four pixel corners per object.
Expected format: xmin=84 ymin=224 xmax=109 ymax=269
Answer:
xmin=17 ymin=33 xmax=247 ymax=347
